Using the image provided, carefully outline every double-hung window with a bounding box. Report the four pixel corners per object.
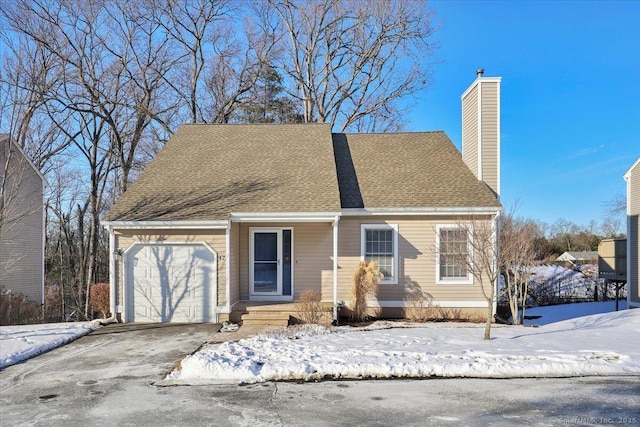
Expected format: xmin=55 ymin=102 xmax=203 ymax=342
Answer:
xmin=437 ymin=225 xmax=472 ymax=284
xmin=361 ymin=224 xmax=398 ymax=284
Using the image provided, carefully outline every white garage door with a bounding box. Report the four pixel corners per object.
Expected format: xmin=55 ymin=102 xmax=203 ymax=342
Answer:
xmin=126 ymin=243 xmax=216 ymax=322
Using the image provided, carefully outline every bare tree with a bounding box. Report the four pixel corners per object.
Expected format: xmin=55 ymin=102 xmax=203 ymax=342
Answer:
xmin=265 ymin=0 xmax=437 ymax=132
xmin=3 ymin=0 xmax=116 ymax=318
xmin=601 ymin=213 xmax=623 ymax=239
xmin=203 ymin=21 xmax=279 ymax=123
xmin=0 ymin=19 xmax=69 ymax=174
xmin=549 ymin=218 xmax=581 ymax=254
xmin=499 ymin=208 xmax=537 ymax=325
xmin=155 ymin=0 xmax=233 ymax=124
xmin=439 ymin=215 xmax=500 ymax=339
xmin=601 ymin=192 xmax=626 ymax=238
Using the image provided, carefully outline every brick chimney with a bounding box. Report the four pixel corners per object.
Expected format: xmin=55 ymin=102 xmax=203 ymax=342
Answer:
xmin=461 ymin=69 xmax=501 ymax=198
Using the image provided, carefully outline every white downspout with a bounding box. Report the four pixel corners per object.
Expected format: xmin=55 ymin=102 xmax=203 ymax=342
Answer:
xmin=333 ymin=215 xmax=340 ymax=322
xmin=108 ymin=225 xmax=117 ymax=321
xmin=224 ymin=219 xmax=232 ymax=323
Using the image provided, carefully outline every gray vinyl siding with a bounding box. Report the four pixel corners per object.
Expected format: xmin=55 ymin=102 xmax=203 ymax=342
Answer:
xmin=462 ymin=84 xmax=479 ymax=179
xmin=114 ymin=229 xmax=227 ymax=309
xmin=480 ymin=81 xmax=500 ymax=196
xmin=336 ymin=216 xmax=489 ymax=305
xmin=628 ymin=162 xmax=640 ymax=305
xmin=0 ymin=141 xmax=44 ymax=304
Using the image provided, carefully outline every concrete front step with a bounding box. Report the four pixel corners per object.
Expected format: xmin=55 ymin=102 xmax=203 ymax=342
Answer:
xmin=242 ymin=318 xmax=290 ymax=326
xmin=240 ymin=310 xmax=292 ymax=326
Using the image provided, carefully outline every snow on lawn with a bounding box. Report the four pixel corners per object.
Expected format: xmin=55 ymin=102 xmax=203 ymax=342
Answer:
xmin=0 ymin=322 xmax=100 ymax=369
xmin=169 ymin=308 xmax=640 ymax=384
xmin=524 ymin=300 xmax=628 ymax=325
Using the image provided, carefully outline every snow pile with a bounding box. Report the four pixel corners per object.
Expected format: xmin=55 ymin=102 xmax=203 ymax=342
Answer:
xmin=169 ymin=309 xmax=640 ymax=384
xmin=0 ymin=322 xmax=99 ymax=368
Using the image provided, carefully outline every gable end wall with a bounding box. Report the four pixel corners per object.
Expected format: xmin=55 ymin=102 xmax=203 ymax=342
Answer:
xmin=0 ymin=143 xmax=44 ymax=304
xmin=628 ymin=163 xmax=640 ymax=306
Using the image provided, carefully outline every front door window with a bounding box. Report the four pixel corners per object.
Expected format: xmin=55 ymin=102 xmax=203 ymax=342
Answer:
xmin=253 ymin=232 xmax=278 ymax=293
xmin=250 ymin=228 xmax=293 ymax=299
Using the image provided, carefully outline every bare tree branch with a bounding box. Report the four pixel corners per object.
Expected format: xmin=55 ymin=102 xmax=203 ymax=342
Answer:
xmin=265 ymin=0 xmax=438 ymax=131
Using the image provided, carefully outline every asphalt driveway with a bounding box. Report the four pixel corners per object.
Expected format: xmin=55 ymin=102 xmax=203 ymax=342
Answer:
xmin=0 ymin=323 xmax=251 ymax=425
xmin=1 ymin=323 xmax=639 ymax=426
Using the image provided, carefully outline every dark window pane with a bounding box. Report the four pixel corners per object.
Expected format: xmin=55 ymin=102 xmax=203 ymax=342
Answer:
xmin=254 ymin=263 xmax=277 ymax=292
xmin=283 ymin=230 xmax=292 ymax=296
xmin=255 ymin=233 xmax=277 ymax=261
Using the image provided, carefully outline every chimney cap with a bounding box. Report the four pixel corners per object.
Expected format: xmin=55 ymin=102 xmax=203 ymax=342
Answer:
xmin=476 ymin=68 xmax=484 ymax=77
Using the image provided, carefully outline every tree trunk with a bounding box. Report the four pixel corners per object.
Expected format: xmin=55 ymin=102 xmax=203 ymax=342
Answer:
xmin=484 ymin=300 xmax=492 ymax=340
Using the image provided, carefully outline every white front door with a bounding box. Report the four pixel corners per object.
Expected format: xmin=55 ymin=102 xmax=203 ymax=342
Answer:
xmin=249 ymin=228 xmax=293 ymax=300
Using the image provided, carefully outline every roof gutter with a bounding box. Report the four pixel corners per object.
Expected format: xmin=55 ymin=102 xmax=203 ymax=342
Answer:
xmin=341 ymin=207 xmax=503 ymax=216
xmin=100 ymin=220 xmax=229 ymax=230
xmin=230 ymin=212 xmax=341 ymax=222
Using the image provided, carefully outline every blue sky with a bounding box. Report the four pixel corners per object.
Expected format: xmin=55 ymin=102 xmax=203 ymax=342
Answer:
xmin=407 ymin=0 xmax=639 ymax=228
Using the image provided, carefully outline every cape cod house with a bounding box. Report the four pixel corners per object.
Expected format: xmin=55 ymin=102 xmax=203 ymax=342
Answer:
xmin=103 ymin=71 xmax=503 ymax=324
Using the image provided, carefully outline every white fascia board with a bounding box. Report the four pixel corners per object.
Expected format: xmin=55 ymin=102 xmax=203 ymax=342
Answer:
xmin=623 ymin=156 xmax=640 ymax=180
xmin=230 ymin=212 xmax=341 ymax=222
xmin=101 ymin=220 xmax=229 ymax=230
xmin=341 ymin=207 xmax=503 ymax=216
xmin=460 ymin=76 xmax=502 ymax=100
xmin=460 ymin=79 xmax=479 ymax=100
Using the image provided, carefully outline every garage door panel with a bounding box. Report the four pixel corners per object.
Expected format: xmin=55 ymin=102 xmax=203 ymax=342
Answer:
xmin=127 ymin=244 xmax=216 ymax=322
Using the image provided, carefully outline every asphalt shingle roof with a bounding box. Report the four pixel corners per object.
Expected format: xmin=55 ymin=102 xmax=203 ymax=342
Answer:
xmin=106 ymin=125 xmax=500 ymax=221
xmin=334 ymin=131 xmax=501 ymax=209
xmin=106 ymin=123 xmax=341 ymax=221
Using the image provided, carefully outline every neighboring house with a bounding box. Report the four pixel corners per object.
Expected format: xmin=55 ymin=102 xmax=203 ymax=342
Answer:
xmin=103 ymin=71 xmax=503 ymax=323
xmin=598 ymin=239 xmax=626 ymax=283
xmin=0 ymin=134 xmax=45 ymax=305
xmin=555 ymin=251 xmax=598 ymax=265
xmin=624 ymin=157 xmax=640 ymax=308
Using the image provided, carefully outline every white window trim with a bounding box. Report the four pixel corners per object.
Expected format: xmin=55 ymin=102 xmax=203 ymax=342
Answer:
xmin=360 ymin=223 xmax=399 ymax=285
xmin=436 ymin=224 xmax=474 ymax=285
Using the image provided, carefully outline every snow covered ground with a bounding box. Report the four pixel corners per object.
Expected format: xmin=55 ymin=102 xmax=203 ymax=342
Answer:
xmin=530 ymin=264 xmax=592 ymax=285
xmin=0 ymin=322 xmax=99 ymax=369
xmin=169 ymin=305 xmax=640 ymax=384
xmin=2 ymin=304 xmax=638 ymax=385
xmin=528 ymin=264 xmax=599 ymax=299
xmin=524 ymin=300 xmax=628 ymax=325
